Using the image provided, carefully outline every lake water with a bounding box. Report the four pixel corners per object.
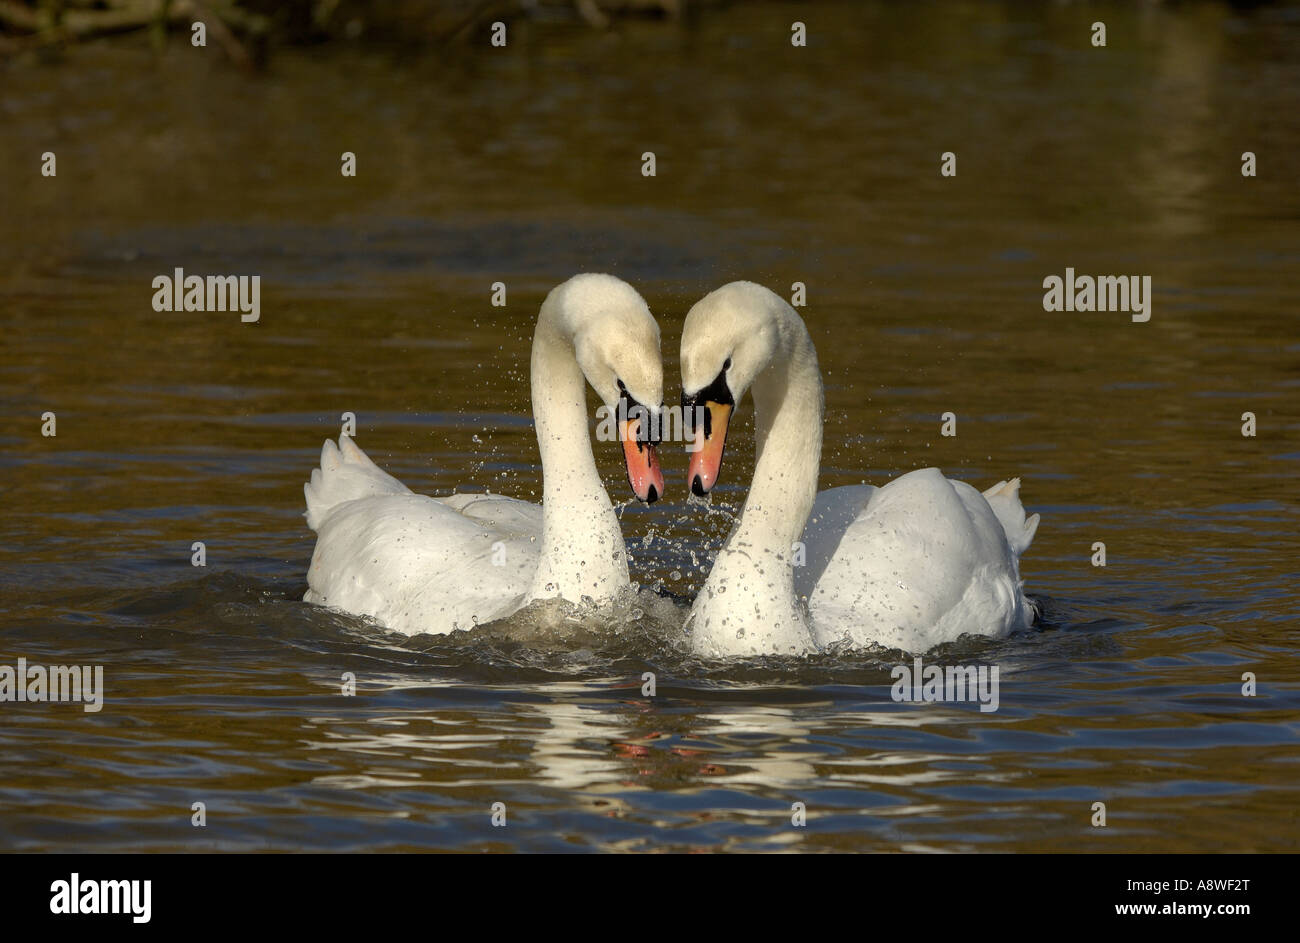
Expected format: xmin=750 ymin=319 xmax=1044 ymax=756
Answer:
xmin=1 ymin=0 xmax=1297 ymax=852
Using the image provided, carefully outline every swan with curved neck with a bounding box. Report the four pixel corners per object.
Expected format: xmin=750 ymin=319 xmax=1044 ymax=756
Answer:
xmin=680 ymin=281 xmax=1039 ymax=656
xmin=303 ymin=273 xmax=665 ymax=636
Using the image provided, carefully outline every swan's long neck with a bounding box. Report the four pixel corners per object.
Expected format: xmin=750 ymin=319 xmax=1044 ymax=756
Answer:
xmin=526 ymin=294 xmax=630 ymax=605
xmin=692 ymin=310 xmax=823 ymax=654
xmin=736 ymin=324 xmax=824 ymax=556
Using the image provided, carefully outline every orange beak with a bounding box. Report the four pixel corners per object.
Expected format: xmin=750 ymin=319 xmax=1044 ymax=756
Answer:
xmin=687 ymin=401 xmax=732 ymax=496
xmin=620 ymin=416 xmax=664 ymax=503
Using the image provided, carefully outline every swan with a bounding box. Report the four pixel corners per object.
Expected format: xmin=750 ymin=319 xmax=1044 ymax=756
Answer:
xmin=679 ymin=281 xmax=1040 ymax=656
xmin=302 ymin=273 xmax=666 ymax=636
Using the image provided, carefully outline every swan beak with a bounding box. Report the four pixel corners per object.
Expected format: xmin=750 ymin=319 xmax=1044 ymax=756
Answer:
xmin=620 ymin=417 xmax=664 ymax=504
xmin=688 ymin=402 xmax=731 ymax=496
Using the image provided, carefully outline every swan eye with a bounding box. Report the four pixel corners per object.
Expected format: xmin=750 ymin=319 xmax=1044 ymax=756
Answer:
xmin=723 ymin=357 xmax=732 ymax=370
xmin=616 ymin=378 xmax=626 ymax=392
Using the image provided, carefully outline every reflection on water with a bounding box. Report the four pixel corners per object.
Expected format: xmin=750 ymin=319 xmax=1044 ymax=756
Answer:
xmin=1 ymin=1 xmax=1298 ymax=852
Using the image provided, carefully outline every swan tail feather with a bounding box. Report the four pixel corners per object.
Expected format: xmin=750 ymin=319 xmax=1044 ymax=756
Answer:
xmin=304 ymin=435 xmax=412 ymax=531
xmin=982 ymin=477 xmax=1040 ymax=557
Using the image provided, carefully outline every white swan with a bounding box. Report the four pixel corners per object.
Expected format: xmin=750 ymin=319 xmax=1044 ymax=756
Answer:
xmin=679 ymin=281 xmax=1040 ymax=656
xmin=302 ymin=273 xmax=665 ymax=636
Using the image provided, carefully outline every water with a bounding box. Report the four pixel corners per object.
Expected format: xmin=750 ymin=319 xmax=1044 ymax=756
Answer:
xmin=2 ymin=1 xmax=1298 ymax=852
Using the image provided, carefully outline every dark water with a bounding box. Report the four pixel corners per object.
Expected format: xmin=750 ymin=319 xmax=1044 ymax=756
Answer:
xmin=2 ymin=1 xmax=1298 ymax=851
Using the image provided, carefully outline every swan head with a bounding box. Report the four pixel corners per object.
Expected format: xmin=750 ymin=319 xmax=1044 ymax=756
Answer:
xmin=679 ymin=281 xmax=786 ymax=496
xmin=561 ymin=274 xmax=666 ymax=504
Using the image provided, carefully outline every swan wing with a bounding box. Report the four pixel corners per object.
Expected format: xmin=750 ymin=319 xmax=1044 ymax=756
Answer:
xmin=796 ymin=484 xmax=877 ymax=600
xmin=304 ymin=435 xmax=411 ymax=530
xmin=980 ymin=477 xmax=1041 ymax=557
xmin=806 ymin=468 xmax=1035 ymax=651
xmin=303 ymin=437 xmax=539 ymax=635
xmin=436 ymin=491 xmax=544 ymax=535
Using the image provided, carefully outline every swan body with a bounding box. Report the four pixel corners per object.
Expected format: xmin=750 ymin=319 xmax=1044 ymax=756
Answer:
xmin=303 ymin=273 xmax=664 ymax=636
xmin=798 ymin=472 xmax=1038 ymax=652
xmin=680 ymin=281 xmax=1039 ymax=656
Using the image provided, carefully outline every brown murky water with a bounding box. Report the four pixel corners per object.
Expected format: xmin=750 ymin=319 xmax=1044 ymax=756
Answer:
xmin=1 ymin=1 xmax=1298 ymax=851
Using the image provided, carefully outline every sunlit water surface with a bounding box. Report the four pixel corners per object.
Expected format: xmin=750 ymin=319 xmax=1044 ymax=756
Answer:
xmin=1 ymin=1 xmax=1298 ymax=851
